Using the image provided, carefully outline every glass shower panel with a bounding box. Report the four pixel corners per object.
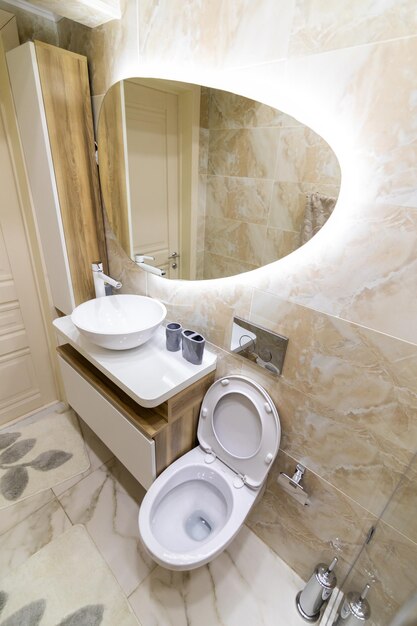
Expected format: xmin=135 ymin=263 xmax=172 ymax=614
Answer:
xmin=323 ymin=451 xmax=417 ymax=626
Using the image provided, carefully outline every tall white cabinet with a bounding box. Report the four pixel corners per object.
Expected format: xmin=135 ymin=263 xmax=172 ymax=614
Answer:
xmin=7 ymin=40 xmax=106 ymax=316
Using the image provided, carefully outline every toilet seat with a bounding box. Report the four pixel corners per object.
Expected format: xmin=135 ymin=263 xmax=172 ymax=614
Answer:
xmin=138 ymin=375 xmax=281 ymax=571
xmin=197 ymin=375 xmax=280 ymax=488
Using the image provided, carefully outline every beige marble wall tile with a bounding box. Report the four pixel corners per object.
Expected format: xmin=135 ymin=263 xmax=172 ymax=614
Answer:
xmin=237 ymin=356 xmax=410 ymax=519
xmin=204 ymin=215 xmax=266 ymax=266
xmin=200 ymin=87 xmax=340 ymax=276
xmin=58 ymin=0 xmax=139 ymax=96
xmin=208 ymin=88 xmax=285 ymax=129
xmin=208 ymin=128 xmax=279 ymax=178
xmin=202 ymin=251 xmax=258 ymax=281
xmin=0 ymin=0 xmax=59 ymax=45
xmin=261 ymin=227 xmax=301 ymax=264
xmin=381 ymin=452 xmax=417 ymax=545
xmin=336 ymin=204 xmax=417 ymax=343
xmin=145 ymin=274 xmax=253 ymax=349
xmin=275 ymin=127 xmax=341 ymax=185
xmin=250 ymin=291 xmax=417 ymax=408
xmin=247 ymin=448 xmax=375 ymax=583
xmin=257 ymin=201 xmax=417 ymax=346
xmin=280 ymin=383 xmax=412 ymax=519
xmin=289 ymin=0 xmax=417 ymax=57
xmin=57 ymin=17 xmax=90 ymax=57
xmin=243 ymin=292 xmax=417 ymax=512
xmin=258 ymin=36 xmax=417 ymax=215
xmin=205 ymin=342 xmax=244 ymax=379
xmin=352 ymin=42 xmax=417 ymax=211
xmin=268 ymin=182 xmax=307 ymax=232
xmin=205 ymin=176 xmax=272 ymax=225
xmin=138 ymin=0 xmax=296 ymax=69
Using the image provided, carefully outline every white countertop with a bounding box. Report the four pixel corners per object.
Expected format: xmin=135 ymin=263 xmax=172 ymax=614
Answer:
xmin=53 ymin=316 xmax=217 ymax=408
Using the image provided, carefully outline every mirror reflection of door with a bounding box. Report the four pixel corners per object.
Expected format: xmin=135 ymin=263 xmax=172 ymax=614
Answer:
xmin=124 ymin=81 xmax=180 ymax=278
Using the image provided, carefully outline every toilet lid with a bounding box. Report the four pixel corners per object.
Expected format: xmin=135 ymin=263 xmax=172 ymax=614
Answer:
xmin=197 ymin=375 xmax=281 ymax=489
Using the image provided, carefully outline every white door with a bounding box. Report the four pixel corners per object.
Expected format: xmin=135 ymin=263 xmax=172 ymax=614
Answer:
xmin=0 ymin=111 xmax=57 ymax=424
xmin=124 ymin=81 xmax=180 ymax=278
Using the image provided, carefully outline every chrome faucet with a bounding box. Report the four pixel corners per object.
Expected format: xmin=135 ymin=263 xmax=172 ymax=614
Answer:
xmin=92 ymin=262 xmax=122 ymax=298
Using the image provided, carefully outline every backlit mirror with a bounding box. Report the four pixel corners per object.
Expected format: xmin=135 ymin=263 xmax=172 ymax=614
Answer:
xmin=97 ymin=79 xmax=341 ymax=280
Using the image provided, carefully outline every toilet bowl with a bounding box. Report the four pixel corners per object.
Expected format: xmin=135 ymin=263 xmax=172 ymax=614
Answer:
xmin=138 ymin=375 xmax=281 ymax=570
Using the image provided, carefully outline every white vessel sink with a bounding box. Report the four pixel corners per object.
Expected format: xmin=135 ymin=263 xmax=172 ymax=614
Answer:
xmin=71 ymin=294 xmax=167 ymax=350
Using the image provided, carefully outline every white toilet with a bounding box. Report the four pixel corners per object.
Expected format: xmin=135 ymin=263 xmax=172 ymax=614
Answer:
xmin=138 ymin=375 xmax=281 ymax=570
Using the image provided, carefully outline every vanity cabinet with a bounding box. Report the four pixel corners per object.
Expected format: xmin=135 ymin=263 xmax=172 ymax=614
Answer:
xmin=57 ymin=344 xmax=214 ymax=489
xmin=7 ymin=41 xmax=106 ymax=315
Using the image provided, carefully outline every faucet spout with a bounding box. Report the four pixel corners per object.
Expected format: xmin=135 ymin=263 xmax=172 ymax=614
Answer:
xmin=92 ymin=262 xmax=122 ymax=297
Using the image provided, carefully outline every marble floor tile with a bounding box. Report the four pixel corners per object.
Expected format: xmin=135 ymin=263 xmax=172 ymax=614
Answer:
xmin=52 ymin=418 xmax=114 ymax=497
xmin=58 ymin=457 xmax=156 ymax=596
xmin=128 ymin=525 xmax=307 ymax=626
xmin=0 ymin=497 xmax=71 ymax=574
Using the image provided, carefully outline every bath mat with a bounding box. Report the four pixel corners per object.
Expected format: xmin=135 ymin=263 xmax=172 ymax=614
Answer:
xmin=0 ymin=524 xmax=139 ymax=625
xmin=0 ymin=408 xmax=90 ymax=509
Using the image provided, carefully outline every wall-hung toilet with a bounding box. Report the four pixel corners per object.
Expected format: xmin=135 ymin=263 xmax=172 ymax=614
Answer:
xmin=138 ymin=375 xmax=281 ymax=570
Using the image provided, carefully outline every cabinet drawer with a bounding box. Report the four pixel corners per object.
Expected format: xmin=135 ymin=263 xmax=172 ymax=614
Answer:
xmin=58 ymin=355 xmax=155 ymax=488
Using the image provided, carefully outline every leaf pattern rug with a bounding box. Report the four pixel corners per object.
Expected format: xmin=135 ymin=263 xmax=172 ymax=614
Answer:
xmin=0 ymin=525 xmax=139 ymax=625
xmin=0 ymin=409 xmax=89 ymax=509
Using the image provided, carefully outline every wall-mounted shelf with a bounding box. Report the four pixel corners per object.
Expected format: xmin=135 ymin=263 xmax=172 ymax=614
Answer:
xmin=53 ymin=316 xmax=217 ymax=408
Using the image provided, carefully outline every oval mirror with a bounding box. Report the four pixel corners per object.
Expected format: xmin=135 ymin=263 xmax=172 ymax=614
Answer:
xmin=97 ymin=78 xmax=340 ymax=280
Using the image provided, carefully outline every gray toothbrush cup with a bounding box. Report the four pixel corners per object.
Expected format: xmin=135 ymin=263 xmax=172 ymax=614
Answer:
xmin=165 ymin=322 xmax=182 ymax=351
xmin=181 ymin=329 xmax=205 ymax=365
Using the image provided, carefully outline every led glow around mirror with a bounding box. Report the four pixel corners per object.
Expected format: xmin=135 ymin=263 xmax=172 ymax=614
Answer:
xmin=97 ymin=79 xmax=341 ymax=281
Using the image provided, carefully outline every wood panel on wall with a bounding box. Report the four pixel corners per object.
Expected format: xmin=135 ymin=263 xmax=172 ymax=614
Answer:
xmin=34 ymin=40 xmax=107 ymax=306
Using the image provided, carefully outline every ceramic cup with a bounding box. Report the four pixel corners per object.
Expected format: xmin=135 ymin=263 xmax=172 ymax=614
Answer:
xmin=181 ymin=329 xmax=205 ymax=365
xmin=165 ymin=322 xmax=182 ymax=351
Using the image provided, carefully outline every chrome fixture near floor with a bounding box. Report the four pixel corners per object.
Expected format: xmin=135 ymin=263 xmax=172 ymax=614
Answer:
xmin=333 ymin=584 xmax=371 ymax=625
xmin=296 ymin=557 xmax=338 ymax=622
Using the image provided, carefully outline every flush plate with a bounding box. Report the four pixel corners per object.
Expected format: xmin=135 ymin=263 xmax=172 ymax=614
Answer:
xmin=231 ymin=316 xmax=288 ymax=376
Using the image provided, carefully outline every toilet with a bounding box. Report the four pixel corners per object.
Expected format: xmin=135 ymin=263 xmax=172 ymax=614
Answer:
xmin=138 ymin=375 xmax=281 ymax=570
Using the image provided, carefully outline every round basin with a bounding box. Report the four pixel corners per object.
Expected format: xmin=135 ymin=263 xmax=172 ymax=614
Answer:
xmin=71 ymin=294 xmax=167 ymax=350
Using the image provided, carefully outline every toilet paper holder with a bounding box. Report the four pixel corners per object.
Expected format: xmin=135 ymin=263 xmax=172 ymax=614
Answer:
xmin=277 ymin=463 xmax=310 ymax=506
